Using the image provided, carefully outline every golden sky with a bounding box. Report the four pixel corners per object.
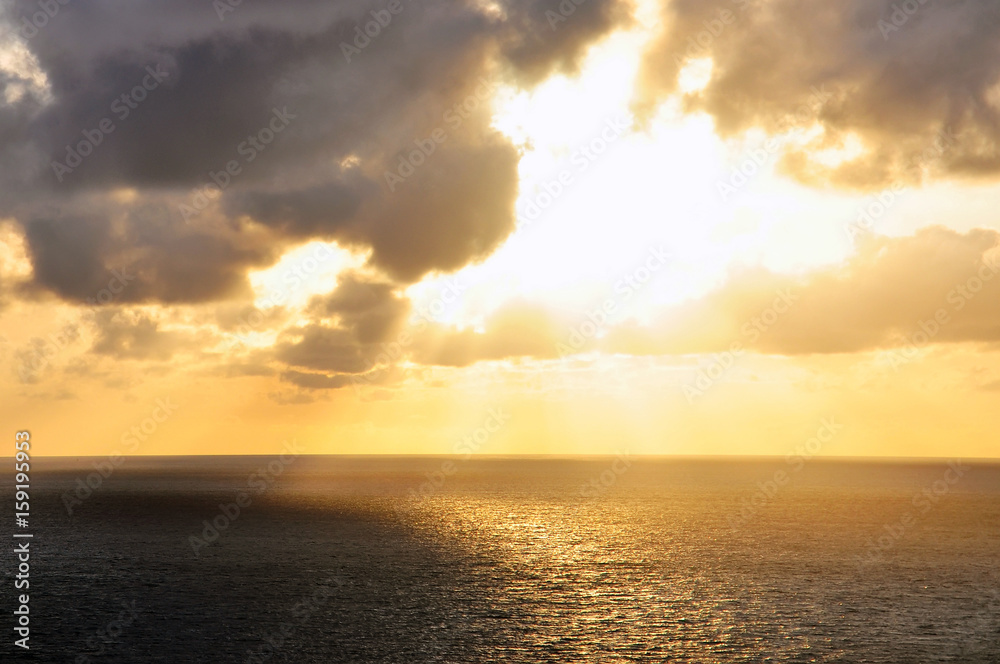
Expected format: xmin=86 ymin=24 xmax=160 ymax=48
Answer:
xmin=2 ymin=0 xmax=1000 ymax=457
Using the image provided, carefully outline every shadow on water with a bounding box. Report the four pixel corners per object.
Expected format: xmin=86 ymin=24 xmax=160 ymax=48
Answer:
xmin=1 ymin=456 xmax=998 ymax=663
xmin=0 ymin=459 xmax=530 ymax=663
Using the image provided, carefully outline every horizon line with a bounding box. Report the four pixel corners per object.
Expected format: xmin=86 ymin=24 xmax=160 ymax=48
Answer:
xmin=10 ymin=453 xmax=1000 ymax=463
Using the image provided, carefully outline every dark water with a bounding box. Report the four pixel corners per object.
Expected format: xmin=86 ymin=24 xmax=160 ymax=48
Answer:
xmin=0 ymin=456 xmax=998 ymax=662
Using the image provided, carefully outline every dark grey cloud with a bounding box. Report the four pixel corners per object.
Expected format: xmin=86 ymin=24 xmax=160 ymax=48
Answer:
xmin=637 ymin=0 xmax=1000 ymax=188
xmin=17 ymin=203 xmax=275 ymax=304
xmin=497 ymin=0 xmax=633 ymax=84
xmin=265 ymin=271 xmax=412 ymax=387
xmin=306 ymin=271 xmax=410 ymax=344
xmin=0 ymin=0 xmax=632 ymax=305
xmin=273 ymin=324 xmax=371 ymax=374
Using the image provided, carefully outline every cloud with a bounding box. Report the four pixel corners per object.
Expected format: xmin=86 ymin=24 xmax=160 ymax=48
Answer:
xmin=217 ymin=363 xmax=277 ymax=379
xmin=411 ymin=300 xmax=565 ymax=366
xmin=260 ymin=272 xmax=414 ymax=391
xmin=213 ymin=302 xmax=288 ymax=334
xmin=635 ymin=0 xmax=1000 ymax=188
xmin=16 ymin=204 xmax=276 ymax=304
xmin=279 ymin=370 xmax=354 ymax=391
xmin=389 ymin=228 xmax=1000 ymax=367
xmin=606 ymin=227 xmax=1000 ymax=356
xmin=269 ymin=297 xmax=570 ymax=388
xmin=12 ymin=322 xmax=81 ymax=383
xmin=497 ymin=0 xmax=634 ymax=84
xmin=272 ymin=271 xmax=412 ymax=371
xmin=0 ymin=0 xmax=631 ymax=307
xmin=306 ymin=271 xmax=410 ymax=344
xmin=273 ymin=324 xmax=370 ymax=374
xmin=89 ymin=309 xmax=208 ymax=360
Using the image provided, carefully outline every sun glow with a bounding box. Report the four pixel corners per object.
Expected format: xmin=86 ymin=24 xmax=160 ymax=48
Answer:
xmin=248 ymin=241 xmax=368 ymax=311
xmin=407 ymin=10 xmax=870 ymax=329
xmin=677 ymin=57 xmax=714 ymax=94
xmin=0 ymin=23 xmax=51 ymax=104
xmin=409 ymin=38 xmax=795 ymax=326
xmin=0 ymin=221 xmax=33 ymax=281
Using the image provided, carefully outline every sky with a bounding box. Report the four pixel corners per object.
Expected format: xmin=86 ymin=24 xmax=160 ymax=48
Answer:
xmin=1 ymin=0 xmax=1000 ymax=458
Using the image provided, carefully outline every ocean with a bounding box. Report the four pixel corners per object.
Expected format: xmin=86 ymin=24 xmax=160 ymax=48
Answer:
xmin=1 ymin=456 xmax=998 ymax=662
